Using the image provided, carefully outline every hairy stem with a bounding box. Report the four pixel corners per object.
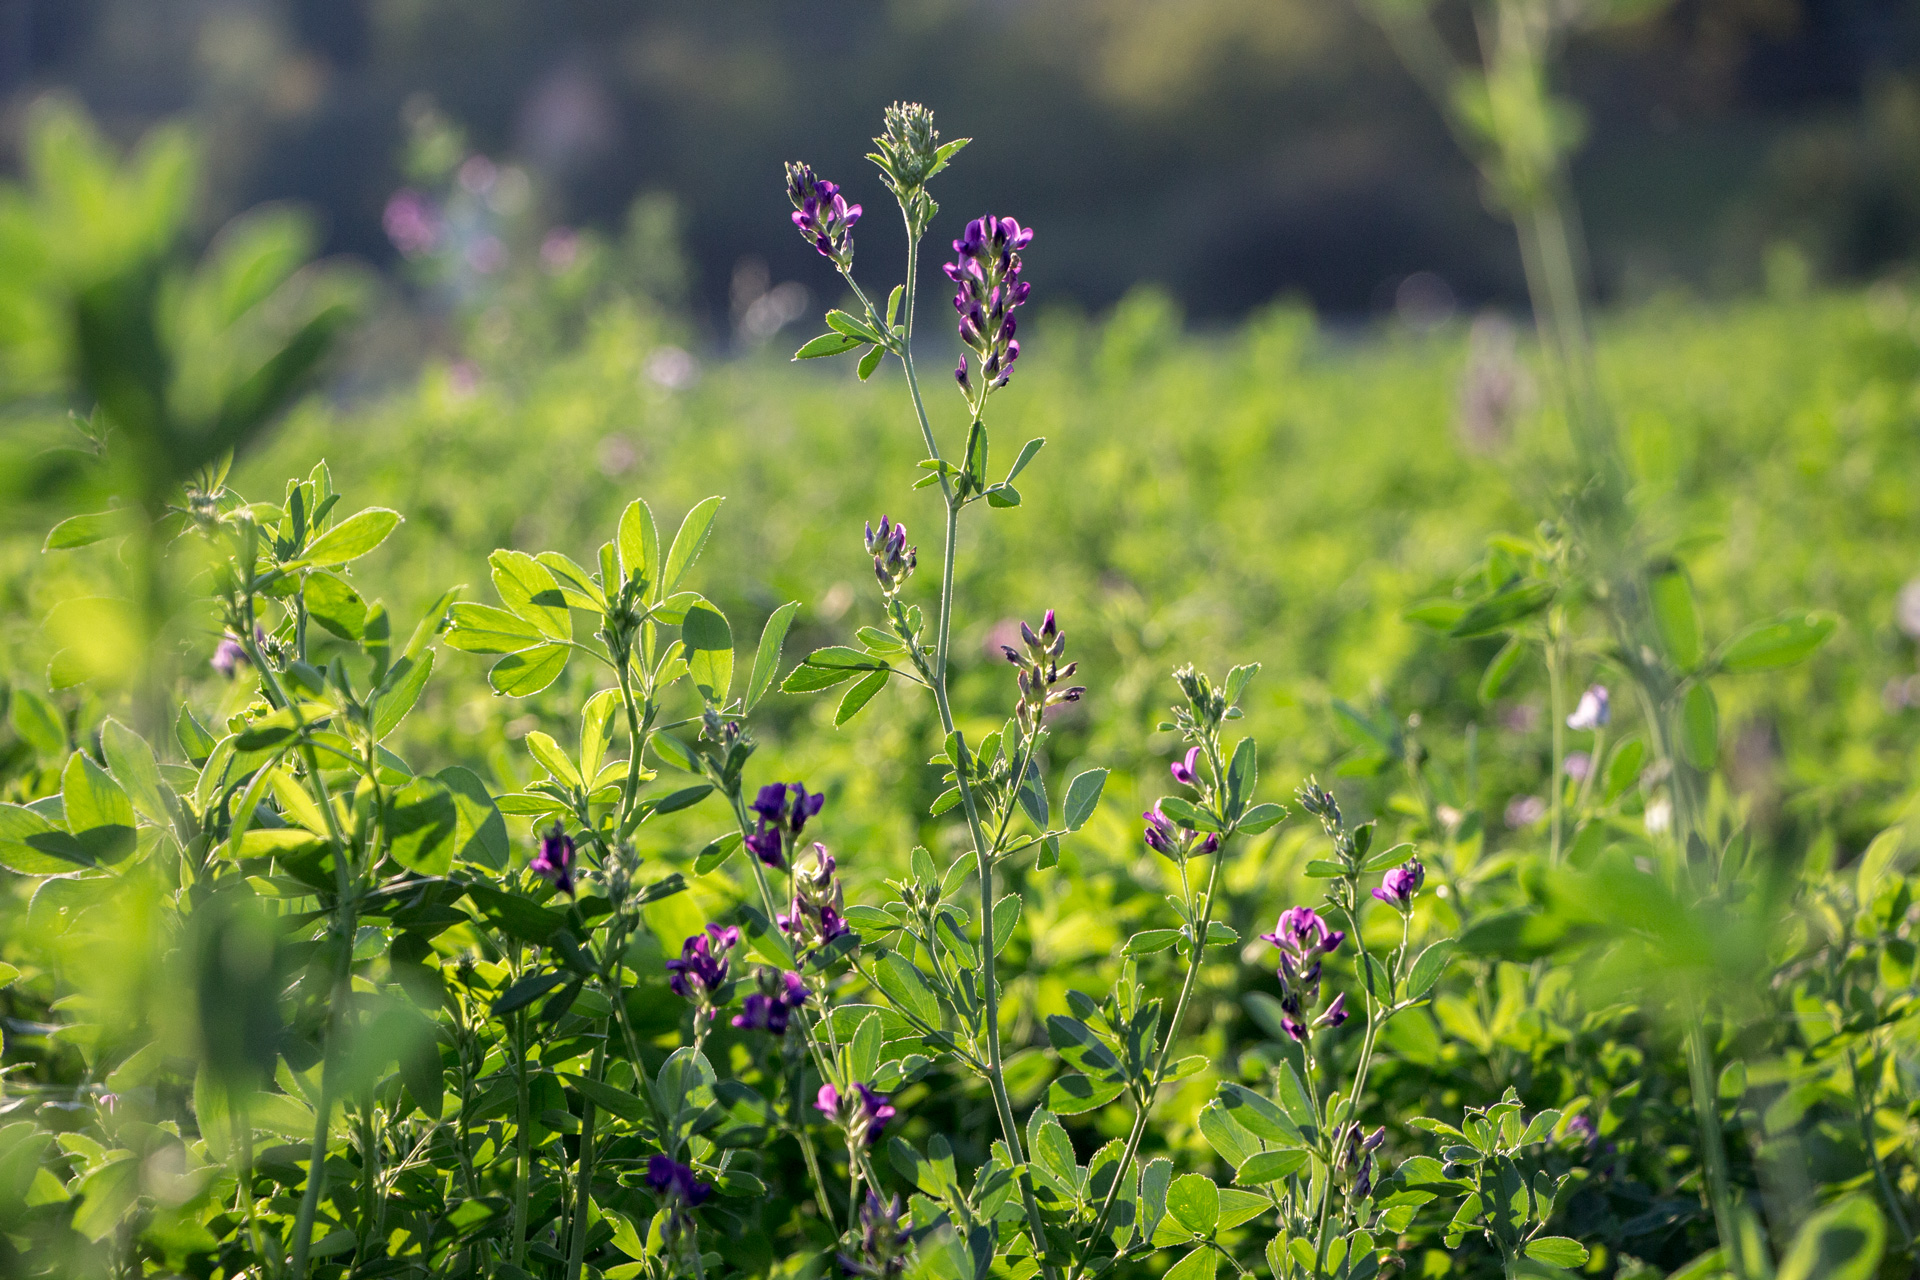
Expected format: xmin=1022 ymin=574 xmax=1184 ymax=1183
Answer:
xmin=288 ymin=922 xmax=354 ymax=1278
xmin=1683 ymin=1009 xmax=1747 ymax=1280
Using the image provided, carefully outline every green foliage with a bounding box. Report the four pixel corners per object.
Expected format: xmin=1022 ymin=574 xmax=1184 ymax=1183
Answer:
xmin=0 ymin=99 xmax=1918 ymax=1280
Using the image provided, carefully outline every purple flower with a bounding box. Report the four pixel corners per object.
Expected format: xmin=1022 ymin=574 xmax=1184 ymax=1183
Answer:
xmin=1567 ymin=684 xmax=1610 ymax=731
xmin=1315 ymin=992 xmax=1349 ymax=1029
xmin=1004 ymin=609 xmax=1084 ymax=732
xmin=530 ymin=822 xmax=576 ymax=896
xmin=1371 ymin=856 xmax=1426 ymax=908
xmin=839 ymin=1191 xmax=913 ymax=1279
xmin=750 ymin=782 xmax=790 ymax=824
xmin=646 ymin=1154 xmax=712 ymax=1208
xmin=866 ymin=516 xmax=917 ymax=595
xmin=817 ymin=1082 xmax=896 ymax=1146
xmin=1170 ymin=748 xmax=1201 ymax=788
xmin=665 ymin=924 xmax=737 ymax=1007
xmin=1142 ymin=805 xmax=1218 ymax=862
xmin=778 ymin=843 xmax=850 ymax=954
xmin=210 ymin=633 xmax=250 ymax=679
xmin=788 ymin=783 xmax=826 ymax=834
xmin=945 ymin=214 xmax=1033 ymax=396
xmin=1261 ymin=906 xmax=1345 ymax=958
xmin=733 ymin=969 xmax=809 ymax=1035
xmin=1567 ymin=1113 xmax=1599 ymax=1148
xmin=746 ymin=828 xmax=784 ymax=868
xmin=1505 ymin=794 xmax=1546 ymax=829
xmin=786 ymin=163 xmax=861 ymax=267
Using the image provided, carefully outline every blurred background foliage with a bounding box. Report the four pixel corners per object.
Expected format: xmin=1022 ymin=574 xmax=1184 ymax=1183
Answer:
xmin=1 ymin=0 xmax=1918 ymax=337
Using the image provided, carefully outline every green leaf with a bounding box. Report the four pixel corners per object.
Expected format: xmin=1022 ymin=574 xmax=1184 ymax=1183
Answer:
xmin=1166 ymin=1173 xmax=1219 ymax=1234
xmin=100 ymin=717 xmax=169 ymax=827
xmin=1236 ymin=802 xmax=1285 ymax=834
xmin=465 ymin=883 xmax=566 ymax=944
xmin=1225 ymin=737 xmax=1255 ymax=820
xmin=857 ymin=344 xmax=885 ymax=381
xmin=525 ymin=730 xmax=582 ymax=789
xmin=1064 ymin=767 xmax=1108 ymax=831
xmin=782 ymin=646 xmax=888 ymax=693
xmin=489 ymin=644 xmax=569 ymax=697
xmin=1017 ymin=758 xmax=1048 ymax=828
xmin=43 ymin=510 xmax=121 ymax=551
xmin=1005 ymin=437 xmax=1045 ymax=483
xmin=682 ymin=603 xmax=734 ymax=705
xmin=875 ymin=953 xmax=942 ymax=1028
xmin=1680 ymin=682 xmax=1718 ymax=770
xmin=985 ymin=484 xmax=1021 ymax=508
xmin=70 ymin=1156 xmax=141 ymax=1241
xmin=8 ymin=686 xmax=66 ymax=758
xmin=536 ymin=552 xmax=604 ymax=611
xmin=746 ymin=601 xmax=800 ymax=711
xmin=372 ymin=651 xmax=434 ymax=741
xmin=833 ymin=667 xmax=889 ymax=725
xmin=1604 ymin=735 xmax=1645 ymax=800
xmin=992 ymin=893 xmax=1020 ymax=956
xmin=1718 ymin=612 xmax=1837 ymax=674
xmin=1158 ymin=795 xmax=1220 ymax=832
xmin=1448 ymin=581 xmax=1554 ymax=638
xmin=1048 ymin=1073 xmax=1125 ymax=1115
xmin=1163 ymin=1248 xmax=1216 ymax=1280
xmin=297 ymin=507 xmax=401 ymax=567
xmin=662 ymin=496 xmax=724 ymax=598
xmin=1405 ymin=939 xmax=1455 ymax=1001
xmin=0 ymin=802 xmax=91 ymax=874
xmin=1217 ymin=1081 xmax=1300 ymax=1146
xmin=491 ymin=549 xmax=571 ymax=640
xmin=825 ymin=309 xmax=882 ymax=342
xmin=1125 ymin=929 xmax=1181 ymax=957
xmin=437 ymin=765 xmax=509 ymax=870
xmin=303 ymin=570 xmax=367 ymax=641
xmin=1776 ymin=1193 xmax=1884 ymax=1280
xmin=562 ymin=1072 xmax=653 ymax=1125
xmin=1236 ymin=1149 xmax=1309 ymax=1185
xmin=387 ymin=778 xmax=458 ymax=876
xmin=1478 ymin=634 xmax=1524 ymax=704
xmin=617 ymin=498 xmax=660 ymax=593
xmin=1651 ymin=570 xmax=1702 ymax=670
xmin=886 ymin=284 xmax=903 ymax=328
xmin=62 ymin=751 xmax=135 ymax=862
xmin=793 ymin=331 xmax=864 ymax=360
xmin=1523 ymin=1238 xmax=1590 ymax=1269
xmin=444 ymin=603 xmax=546 ymax=654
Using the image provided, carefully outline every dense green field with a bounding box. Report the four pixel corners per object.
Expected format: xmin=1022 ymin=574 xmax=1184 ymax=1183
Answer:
xmin=4 ymin=116 xmax=1920 ymax=1276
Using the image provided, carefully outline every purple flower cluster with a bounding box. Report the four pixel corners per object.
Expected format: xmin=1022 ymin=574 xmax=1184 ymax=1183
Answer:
xmin=1169 ymin=747 xmax=1203 ymax=788
xmin=1372 ymin=855 xmax=1426 ymax=909
xmin=1260 ymin=906 xmax=1348 ymax=1041
xmin=839 ymin=1191 xmax=912 ymax=1279
xmin=1336 ymin=1121 xmax=1386 ymax=1199
xmin=786 ymin=162 xmax=861 ymax=268
xmin=531 ymin=822 xmax=576 ymax=896
xmin=746 ymin=781 xmax=825 ymax=870
xmin=646 ymin=1154 xmax=712 ymax=1209
xmin=946 ymin=214 xmax=1032 ymax=396
xmin=866 ymin=516 xmax=917 ymax=596
xmin=816 ymin=1081 xmax=896 ymax=1147
xmin=778 ymin=842 xmax=850 ymax=952
xmin=1142 ymin=806 xmax=1219 ymax=862
xmin=732 ymin=969 xmax=809 ymax=1036
xmin=1000 ymin=610 xmax=1085 ymax=732
xmin=666 ymin=924 xmax=739 ymax=1015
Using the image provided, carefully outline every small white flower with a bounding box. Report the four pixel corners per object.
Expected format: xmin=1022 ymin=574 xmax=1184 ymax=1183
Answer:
xmin=1567 ymin=685 xmax=1610 ymax=731
xmin=1644 ymin=797 xmax=1672 ymax=835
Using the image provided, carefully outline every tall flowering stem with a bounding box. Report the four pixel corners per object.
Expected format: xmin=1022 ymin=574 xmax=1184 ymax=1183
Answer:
xmin=786 ymin=103 xmax=1064 ymax=1276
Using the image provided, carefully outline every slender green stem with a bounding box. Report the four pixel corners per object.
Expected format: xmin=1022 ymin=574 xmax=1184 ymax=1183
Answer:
xmin=1683 ymin=1008 xmax=1747 ymax=1280
xmin=1546 ymin=624 xmax=1565 ymax=864
xmin=1849 ymin=1044 xmax=1916 ymax=1252
xmin=565 ymin=1036 xmax=608 ymax=1280
xmin=288 ymin=924 xmax=354 ymax=1278
xmin=510 ymin=1003 xmax=532 ymax=1269
xmin=1075 ymin=850 xmax=1226 ymax=1269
